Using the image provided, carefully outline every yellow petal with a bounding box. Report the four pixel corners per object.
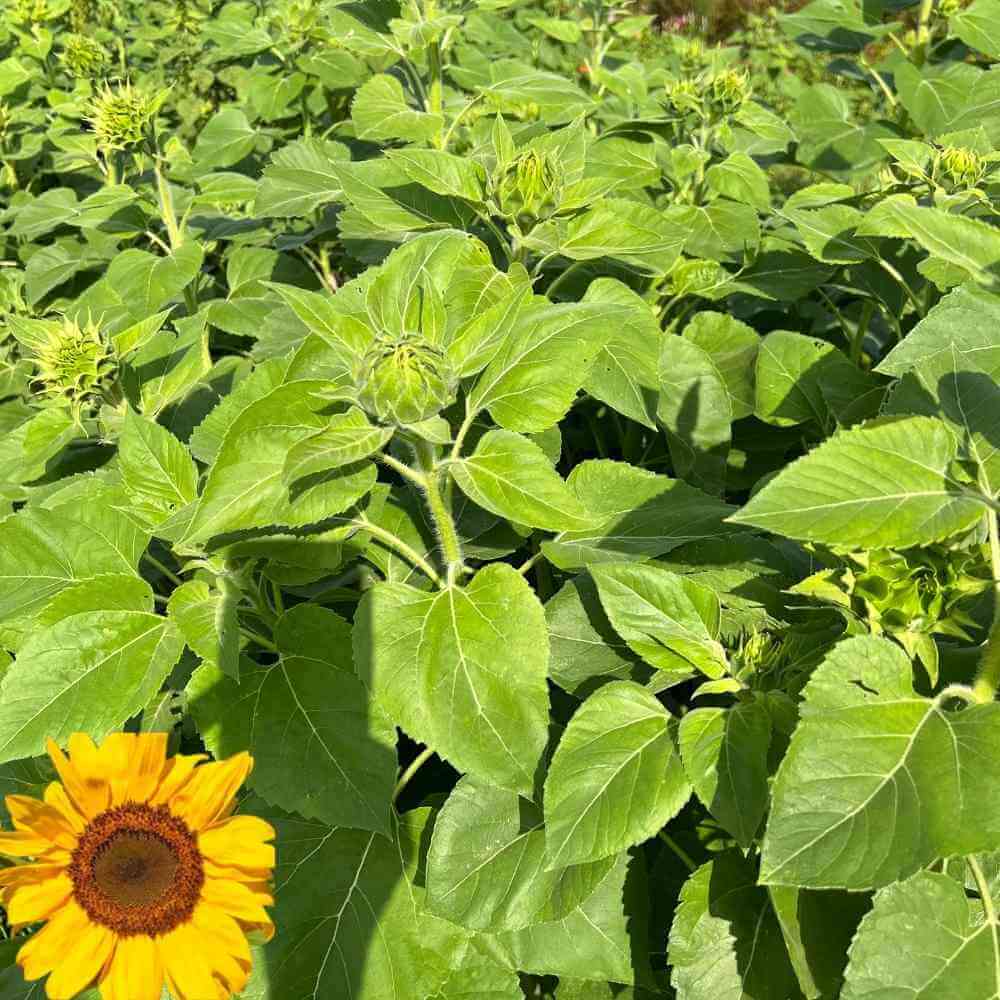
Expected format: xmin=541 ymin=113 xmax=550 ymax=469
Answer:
xmin=119 ymin=733 xmax=168 ymax=804
xmin=43 ymin=783 xmax=87 ymax=834
xmin=98 ymin=935 xmax=163 ymax=1000
xmin=148 ymin=753 xmax=205 ymax=808
xmin=192 ymin=903 xmax=252 ymax=965
xmin=191 ymin=905 xmax=252 ymax=993
xmin=166 ymin=753 xmax=253 ymax=832
xmin=46 ymin=738 xmax=109 ymax=820
xmin=42 ymin=918 xmax=114 ymax=1000
xmin=6 ymin=872 xmax=72 ymax=924
xmin=5 ymin=796 xmax=77 ymax=851
xmin=200 ymin=877 xmax=273 ymax=925
xmin=0 ymin=830 xmax=54 ymax=857
xmin=159 ymin=924 xmax=226 ymax=1000
xmin=94 ymin=734 xmax=137 ymax=805
xmin=17 ymin=900 xmax=90 ymax=981
xmin=198 ymin=815 xmax=275 ymax=874
xmin=204 ymin=858 xmax=274 ymax=883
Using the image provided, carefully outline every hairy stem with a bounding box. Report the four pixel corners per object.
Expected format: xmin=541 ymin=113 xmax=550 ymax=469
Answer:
xmin=973 ymin=510 xmax=1000 ymax=703
xmin=355 ymin=517 xmax=443 ymax=588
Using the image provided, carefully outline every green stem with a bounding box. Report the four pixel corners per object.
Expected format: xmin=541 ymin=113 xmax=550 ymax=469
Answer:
xmin=425 ymin=467 xmax=465 ymax=586
xmin=973 ymin=510 xmax=1000 ymax=703
xmin=155 ymin=160 xmax=198 ymax=314
xmin=659 ymin=831 xmax=697 ymax=873
xmin=142 ymin=552 xmax=183 ymax=588
xmin=545 ymin=259 xmax=586 ymax=300
xmin=378 ymin=451 xmax=428 ymax=489
xmin=155 ymin=161 xmax=184 ymax=249
xmin=241 ymin=628 xmax=278 ymax=653
xmin=393 ymin=746 xmax=436 ymax=804
xmin=356 ymin=518 xmax=443 ymax=588
xmin=968 ymin=855 xmax=999 ymax=926
xmin=913 ymin=0 xmax=935 ymax=66
xmin=853 ymin=300 xmax=875 ymax=364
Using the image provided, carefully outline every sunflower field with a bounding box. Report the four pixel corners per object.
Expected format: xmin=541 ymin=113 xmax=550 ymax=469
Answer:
xmin=0 ymin=0 xmax=1000 ymax=996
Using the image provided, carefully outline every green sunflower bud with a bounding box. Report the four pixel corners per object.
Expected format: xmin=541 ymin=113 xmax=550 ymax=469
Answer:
xmin=60 ymin=35 xmax=109 ymax=79
xmin=709 ymin=69 xmax=750 ymax=114
xmin=663 ymin=78 xmax=701 ymax=115
xmin=938 ymin=0 xmax=964 ymax=15
xmin=69 ymin=0 xmax=98 ymax=31
xmin=357 ymin=334 xmax=456 ymax=426
xmin=29 ymin=316 xmax=118 ymax=413
xmin=9 ymin=0 xmax=50 ymax=24
xmin=86 ymin=82 xmax=166 ymax=152
xmin=938 ymin=145 xmax=985 ymax=189
xmin=496 ymin=149 xmax=564 ymax=229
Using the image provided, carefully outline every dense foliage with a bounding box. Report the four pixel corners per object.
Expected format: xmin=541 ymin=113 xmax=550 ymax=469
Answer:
xmin=1 ymin=0 xmax=1000 ymax=996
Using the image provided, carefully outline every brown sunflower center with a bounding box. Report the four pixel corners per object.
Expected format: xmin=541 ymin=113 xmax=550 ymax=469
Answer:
xmin=68 ymin=802 xmax=204 ymax=935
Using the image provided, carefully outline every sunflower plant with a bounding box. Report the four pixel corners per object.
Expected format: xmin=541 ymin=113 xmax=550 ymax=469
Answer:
xmin=0 ymin=0 xmax=1000 ymax=997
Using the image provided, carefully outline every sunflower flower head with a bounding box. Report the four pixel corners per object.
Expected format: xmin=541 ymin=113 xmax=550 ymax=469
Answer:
xmin=0 ymin=733 xmax=274 ymax=1000
xmin=86 ymin=82 xmax=165 ymax=152
xmin=60 ymin=35 xmax=109 ymax=79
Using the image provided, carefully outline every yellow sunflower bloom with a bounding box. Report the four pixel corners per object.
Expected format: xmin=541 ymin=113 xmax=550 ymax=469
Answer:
xmin=0 ymin=733 xmax=275 ymax=1000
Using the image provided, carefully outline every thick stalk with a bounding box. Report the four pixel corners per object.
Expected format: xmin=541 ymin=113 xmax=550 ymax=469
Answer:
xmin=913 ymin=0 xmax=935 ymax=66
xmin=973 ymin=509 xmax=1000 ymax=703
xmin=414 ymin=441 xmax=465 ymax=585
xmin=155 ymin=161 xmax=198 ymax=313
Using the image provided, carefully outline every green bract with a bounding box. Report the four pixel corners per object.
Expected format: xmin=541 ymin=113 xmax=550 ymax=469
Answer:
xmin=0 ymin=0 xmax=998 ymax=996
xmin=357 ymin=334 xmax=456 ymax=426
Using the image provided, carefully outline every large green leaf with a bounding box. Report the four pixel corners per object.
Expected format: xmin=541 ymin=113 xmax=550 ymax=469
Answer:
xmin=0 ymin=507 xmax=138 ymax=624
xmin=545 ymin=575 xmax=650 ymax=697
xmin=761 ymin=635 xmax=1000 ymax=889
xmin=420 ymin=564 xmax=549 ymax=795
xmin=426 ymin=776 xmax=614 ymax=932
xmin=679 ymin=700 xmax=772 ymax=849
xmin=590 ymin=562 xmax=729 ymax=682
xmin=167 ymin=579 xmax=239 ymax=680
xmin=581 ymin=278 xmax=660 ymax=429
xmin=262 ymin=808 xmax=464 ymax=999
xmin=254 ymin=137 xmax=349 ymax=217
xmin=730 ymin=416 xmax=987 ymax=548
xmin=184 ymin=380 xmax=376 ymax=543
xmin=668 ymin=852 xmax=801 ymax=1000
xmin=451 ymin=430 xmax=593 ymax=531
xmin=841 ymin=870 xmax=1000 ymax=999
xmin=188 ymin=606 xmax=396 ymax=835
xmin=950 ymin=0 xmax=1000 ymax=59
xmin=118 ymin=409 xmax=199 ymax=520
xmin=467 ymin=300 xmax=622 ymax=432
xmin=351 ymin=73 xmax=443 ymax=143
xmin=354 ymin=580 xmax=436 ymax=743
xmin=657 ymin=335 xmax=732 ymax=495
xmin=0 ymin=611 xmax=183 ymax=761
xmin=494 ymin=850 xmax=650 ymax=985
xmin=542 ymin=460 xmax=736 ymax=571
xmin=543 ymin=680 xmax=690 ymax=867
xmin=192 ymin=108 xmax=258 ymax=169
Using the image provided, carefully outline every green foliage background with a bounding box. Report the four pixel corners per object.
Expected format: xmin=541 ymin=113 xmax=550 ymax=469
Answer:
xmin=1 ymin=0 xmax=1000 ymax=997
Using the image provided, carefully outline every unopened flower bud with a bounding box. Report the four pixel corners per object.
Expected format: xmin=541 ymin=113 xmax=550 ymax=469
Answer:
xmin=496 ymin=149 xmax=564 ymax=229
xmin=86 ymin=82 xmax=165 ymax=152
xmin=357 ymin=334 xmax=455 ymax=426
xmin=939 ymin=146 xmax=985 ymax=189
xmin=709 ymin=69 xmax=750 ymax=114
